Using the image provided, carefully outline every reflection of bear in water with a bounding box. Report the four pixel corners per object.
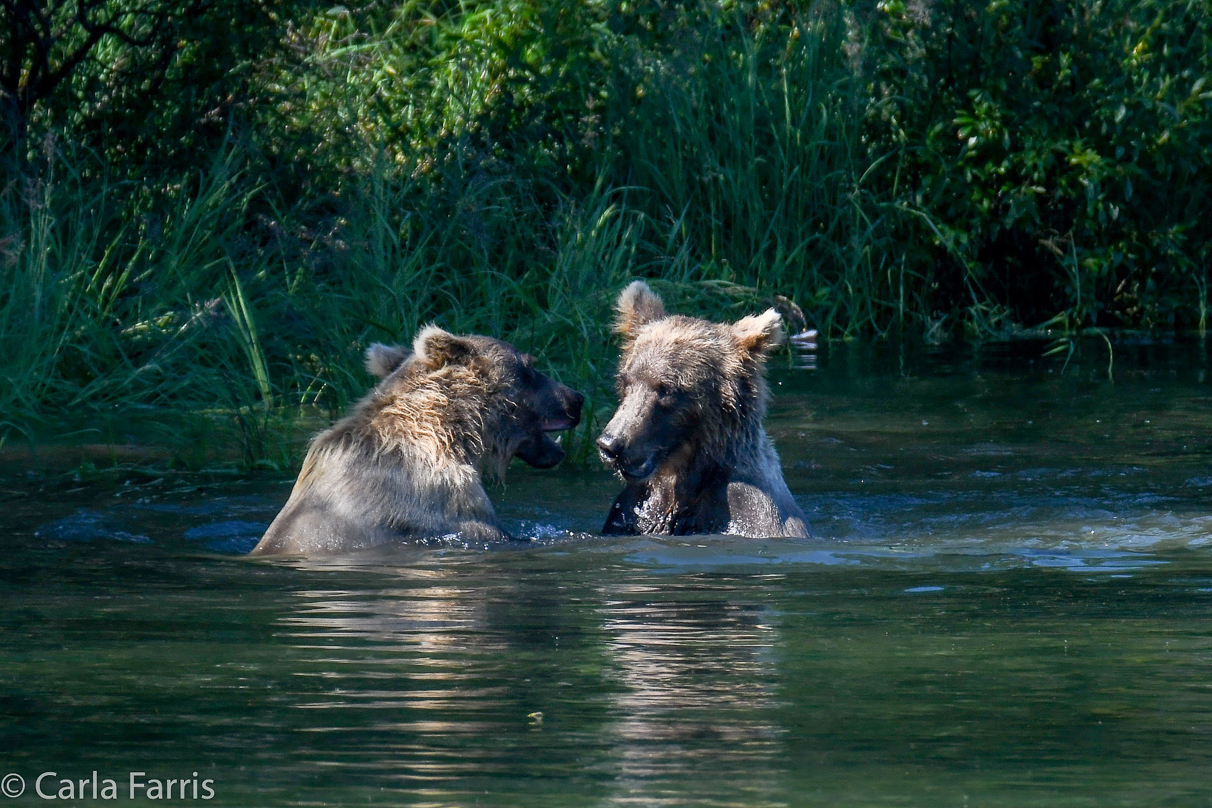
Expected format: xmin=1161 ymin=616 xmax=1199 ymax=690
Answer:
xmin=251 ymin=326 xmax=583 ymax=556
xmin=600 ymin=590 xmax=785 ymax=802
xmin=597 ymin=281 xmax=808 ymax=538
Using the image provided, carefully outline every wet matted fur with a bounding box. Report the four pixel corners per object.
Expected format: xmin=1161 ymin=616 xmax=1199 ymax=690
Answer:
xmin=596 ymin=281 xmax=808 ymax=538
xmin=250 ymin=327 xmax=583 ymax=556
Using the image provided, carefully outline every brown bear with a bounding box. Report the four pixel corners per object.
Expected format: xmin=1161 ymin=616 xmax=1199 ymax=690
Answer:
xmin=596 ymin=281 xmax=808 ymax=538
xmin=250 ymin=326 xmax=583 ymax=556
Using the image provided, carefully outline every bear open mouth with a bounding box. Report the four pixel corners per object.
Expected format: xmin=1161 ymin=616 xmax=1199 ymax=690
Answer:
xmin=541 ymin=417 xmax=578 ymax=432
xmin=517 ymin=432 xmax=566 ymax=469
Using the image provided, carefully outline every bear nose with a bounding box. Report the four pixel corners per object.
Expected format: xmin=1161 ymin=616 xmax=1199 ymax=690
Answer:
xmin=568 ymin=389 xmax=585 ymax=413
xmin=596 ymin=433 xmax=622 ymax=461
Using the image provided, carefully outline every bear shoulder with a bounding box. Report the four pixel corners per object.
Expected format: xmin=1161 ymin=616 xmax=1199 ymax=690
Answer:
xmin=724 ymin=479 xmax=809 ymax=538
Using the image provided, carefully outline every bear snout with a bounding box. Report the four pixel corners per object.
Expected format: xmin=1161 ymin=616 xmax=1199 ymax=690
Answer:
xmin=540 ymin=387 xmax=584 ymax=432
xmin=597 ymin=432 xmax=658 ymax=480
xmin=596 ymin=432 xmax=623 ymax=463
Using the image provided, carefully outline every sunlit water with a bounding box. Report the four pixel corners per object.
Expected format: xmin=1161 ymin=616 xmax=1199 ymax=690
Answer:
xmin=4 ymin=338 xmax=1212 ymax=806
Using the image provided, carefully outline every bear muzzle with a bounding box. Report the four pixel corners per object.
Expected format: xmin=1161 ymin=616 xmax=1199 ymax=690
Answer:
xmin=516 ymin=386 xmax=583 ymax=469
xmin=596 ymin=432 xmax=659 ymax=480
xmin=540 ymin=388 xmax=584 ymax=432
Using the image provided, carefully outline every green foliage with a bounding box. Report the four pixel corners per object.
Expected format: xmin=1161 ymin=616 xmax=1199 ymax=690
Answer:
xmin=866 ymin=0 xmax=1212 ymax=330
xmin=1 ymin=0 xmax=1210 ymax=466
xmin=1 ymin=0 xmax=300 ymax=171
xmin=597 ymin=6 xmax=899 ymax=336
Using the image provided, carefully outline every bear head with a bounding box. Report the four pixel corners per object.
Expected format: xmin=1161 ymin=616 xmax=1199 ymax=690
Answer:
xmin=596 ymin=281 xmax=784 ymax=480
xmin=365 ymin=328 xmax=584 ymax=472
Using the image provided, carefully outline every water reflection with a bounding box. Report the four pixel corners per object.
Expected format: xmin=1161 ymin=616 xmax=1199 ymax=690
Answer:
xmin=262 ymin=558 xmax=795 ymax=806
xmin=276 ymin=565 xmax=512 ymax=738
xmin=598 ymin=579 xmax=786 ymax=807
xmin=251 ymin=557 xmax=601 ymax=803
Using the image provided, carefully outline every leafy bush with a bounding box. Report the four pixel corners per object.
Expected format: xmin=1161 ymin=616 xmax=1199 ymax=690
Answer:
xmin=864 ymin=0 xmax=1212 ymax=331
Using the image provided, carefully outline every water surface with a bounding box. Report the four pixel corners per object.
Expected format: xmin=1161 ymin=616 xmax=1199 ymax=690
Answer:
xmin=4 ymin=338 xmax=1212 ymax=806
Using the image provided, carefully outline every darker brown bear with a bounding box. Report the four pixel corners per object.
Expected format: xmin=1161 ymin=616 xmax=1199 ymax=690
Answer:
xmin=596 ymin=281 xmax=808 ymax=538
xmin=250 ymin=326 xmax=583 ymax=556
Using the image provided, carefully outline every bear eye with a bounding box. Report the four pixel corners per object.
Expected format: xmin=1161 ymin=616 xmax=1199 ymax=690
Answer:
xmin=655 ymin=383 xmax=675 ymax=401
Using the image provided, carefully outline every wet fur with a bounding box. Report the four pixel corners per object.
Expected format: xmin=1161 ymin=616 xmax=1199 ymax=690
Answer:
xmin=251 ymin=329 xmax=581 ymax=556
xmin=598 ymin=281 xmax=808 ymax=538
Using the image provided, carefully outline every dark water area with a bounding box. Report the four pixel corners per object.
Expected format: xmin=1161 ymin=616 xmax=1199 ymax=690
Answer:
xmin=4 ymin=337 xmax=1212 ymax=806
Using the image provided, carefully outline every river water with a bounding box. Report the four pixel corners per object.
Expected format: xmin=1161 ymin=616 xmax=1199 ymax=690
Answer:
xmin=3 ymin=338 xmax=1212 ymax=806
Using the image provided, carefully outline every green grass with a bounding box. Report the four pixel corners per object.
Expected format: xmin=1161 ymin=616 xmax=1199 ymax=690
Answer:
xmin=0 ymin=143 xmax=663 ymax=467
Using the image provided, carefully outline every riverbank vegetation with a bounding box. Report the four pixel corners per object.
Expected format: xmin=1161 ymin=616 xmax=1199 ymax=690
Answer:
xmin=2 ymin=0 xmax=1209 ymax=467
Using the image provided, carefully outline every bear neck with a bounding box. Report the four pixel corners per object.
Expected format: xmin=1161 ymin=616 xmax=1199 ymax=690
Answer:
xmin=654 ymin=450 xmax=728 ymax=501
xmin=638 ymin=415 xmax=775 ymax=534
xmin=683 ymin=418 xmax=768 ymax=483
xmin=702 ymin=373 xmax=770 ymax=474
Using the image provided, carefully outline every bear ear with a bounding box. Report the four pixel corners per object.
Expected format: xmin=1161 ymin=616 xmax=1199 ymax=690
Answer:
xmin=413 ymin=325 xmax=473 ymax=368
xmin=365 ymin=343 xmax=411 ymax=378
xmin=614 ymin=281 xmax=667 ymax=339
xmin=733 ymin=309 xmax=785 ymax=358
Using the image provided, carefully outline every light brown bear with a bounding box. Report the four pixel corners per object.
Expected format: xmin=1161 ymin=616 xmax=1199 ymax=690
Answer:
xmin=250 ymin=327 xmax=583 ymax=556
xmin=596 ymin=281 xmax=808 ymax=538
